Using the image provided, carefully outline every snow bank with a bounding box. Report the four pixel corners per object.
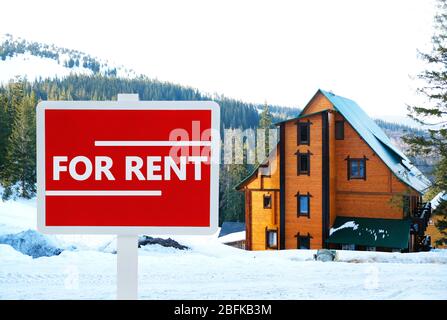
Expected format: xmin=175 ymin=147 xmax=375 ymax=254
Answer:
xmin=0 ymin=198 xmax=37 ymax=234
xmin=0 ymin=244 xmax=33 ymax=263
xmin=0 ymin=229 xmax=66 ymax=258
xmin=335 ymin=250 xmax=447 ymax=264
xmin=218 ymin=231 xmax=245 ymax=243
xmin=0 ymin=198 xmax=115 ymax=251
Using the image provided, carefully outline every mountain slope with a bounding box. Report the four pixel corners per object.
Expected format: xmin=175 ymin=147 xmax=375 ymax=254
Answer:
xmin=0 ymin=34 xmax=434 ymax=176
xmin=0 ymin=34 xmax=136 ymax=82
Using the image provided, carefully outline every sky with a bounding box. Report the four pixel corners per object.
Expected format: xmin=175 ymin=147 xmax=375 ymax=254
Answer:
xmin=0 ymin=0 xmax=436 ymax=124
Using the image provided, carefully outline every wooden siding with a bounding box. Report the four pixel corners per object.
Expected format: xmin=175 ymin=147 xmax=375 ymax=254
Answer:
xmin=303 ymin=93 xmax=334 ymax=114
xmin=241 ymin=147 xmax=280 ymax=250
xmin=249 ymin=190 xmax=280 ymax=250
xmin=284 ymin=113 xmax=324 ymax=249
xmin=334 ymin=112 xmax=419 ymax=219
xmin=328 ymin=111 xmax=337 ymax=227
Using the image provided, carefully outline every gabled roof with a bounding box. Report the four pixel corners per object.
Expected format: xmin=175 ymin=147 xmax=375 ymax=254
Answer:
xmin=235 ymin=144 xmax=279 ymax=190
xmin=318 ymin=89 xmax=431 ymax=194
xmin=276 ymin=89 xmax=431 ymax=194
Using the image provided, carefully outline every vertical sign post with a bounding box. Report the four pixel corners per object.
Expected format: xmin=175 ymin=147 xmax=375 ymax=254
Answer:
xmin=36 ymin=95 xmax=220 ymax=299
xmin=116 ymin=93 xmax=139 ymax=300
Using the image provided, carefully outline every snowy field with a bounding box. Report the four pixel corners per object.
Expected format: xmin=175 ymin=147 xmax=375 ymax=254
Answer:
xmin=0 ymin=199 xmax=446 ymax=300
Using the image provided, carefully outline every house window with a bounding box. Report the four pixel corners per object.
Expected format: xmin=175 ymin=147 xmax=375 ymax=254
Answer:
xmin=297 ymin=235 xmax=311 ymax=249
xmin=335 ymin=121 xmax=344 ymax=140
xmin=298 ymin=194 xmax=310 ymax=216
xmin=263 ymin=194 xmax=272 ymax=209
xmin=297 ymin=152 xmax=310 ymax=175
xmin=348 ymin=158 xmax=366 ymax=180
xmin=266 ymin=229 xmax=278 ymax=249
xmin=297 ymin=122 xmax=310 ymax=145
xmin=341 ymin=244 xmax=356 ymax=251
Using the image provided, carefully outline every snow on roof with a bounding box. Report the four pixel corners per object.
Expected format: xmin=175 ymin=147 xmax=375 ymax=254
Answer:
xmin=329 ymin=221 xmax=359 ymax=236
xmin=431 ymin=191 xmax=447 ymax=210
xmin=318 ymin=90 xmax=431 ymax=194
xmin=218 ymin=231 xmax=246 ymax=244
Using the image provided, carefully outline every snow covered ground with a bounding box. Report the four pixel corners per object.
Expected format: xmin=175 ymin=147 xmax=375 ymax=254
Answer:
xmin=0 ymin=199 xmax=446 ymax=300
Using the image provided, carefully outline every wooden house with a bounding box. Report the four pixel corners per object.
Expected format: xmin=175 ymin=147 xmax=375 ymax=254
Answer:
xmin=236 ymin=90 xmax=432 ymax=252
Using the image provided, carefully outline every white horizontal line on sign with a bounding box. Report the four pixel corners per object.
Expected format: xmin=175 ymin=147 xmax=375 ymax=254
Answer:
xmin=94 ymin=140 xmax=211 ymax=147
xmin=46 ymin=190 xmax=162 ymax=196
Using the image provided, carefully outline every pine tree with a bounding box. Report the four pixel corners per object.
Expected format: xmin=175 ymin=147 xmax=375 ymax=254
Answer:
xmin=219 ymin=164 xmax=249 ymax=224
xmin=2 ymin=86 xmax=36 ymax=200
xmin=403 ymin=0 xmax=447 ymax=246
xmin=0 ymin=92 xmax=9 ymax=174
xmin=0 ymin=79 xmax=24 ymax=184
xmin=257 ymin=101 xmax=274 ymax=163
xmin=259 ymin=101 xmax=273 ymax=129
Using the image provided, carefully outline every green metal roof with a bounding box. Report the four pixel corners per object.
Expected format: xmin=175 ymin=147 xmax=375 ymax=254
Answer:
xmin=327 ymin=216 xmax=411 ymax=249
xmin=273 ymin=89 xmax=431 ymax=194
xmin=318 ymin=89 xmax=431 ymax=194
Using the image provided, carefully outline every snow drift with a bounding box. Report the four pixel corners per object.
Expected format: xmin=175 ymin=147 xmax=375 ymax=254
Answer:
xmin=0 ymin=229 xmax=66 ymax=258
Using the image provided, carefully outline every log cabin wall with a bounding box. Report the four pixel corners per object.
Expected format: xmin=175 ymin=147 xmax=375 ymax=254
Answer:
xmin=280 ymin=94 xmax=335 ymax=249
xmin=333 ymin=112 xmax=419 ymax=219
xmin=248 ymin=190 xmax=280 ymax=250
xmin=283 ymin=113 xmax=324 ymax=249
xmin=242 ymin=147 xmax=280 ymax=250
xmin=302 ymin=93 xmax=333 ymax=114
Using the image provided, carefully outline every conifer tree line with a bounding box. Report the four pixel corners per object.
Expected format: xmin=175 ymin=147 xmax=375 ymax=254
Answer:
xmin=404 ymin=0 xmax=447 ymax=246
xmin=0 ymin=80 xmax=36 ymax=199
xmin=0 ymin=73 xmax=433 ymax=225
xmin=0 ymin=75 xmax=292 ymax=223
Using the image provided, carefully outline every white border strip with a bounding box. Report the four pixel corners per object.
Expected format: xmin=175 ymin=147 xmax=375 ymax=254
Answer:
xmin=95 ymin=140 xmax=211 ymax=147
xmin=46 ymin=190 xmax=162 ymax=196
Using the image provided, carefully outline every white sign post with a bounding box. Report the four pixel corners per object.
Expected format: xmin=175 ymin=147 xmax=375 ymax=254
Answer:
xmin=116 ymin=93 xmax=139 ymax=300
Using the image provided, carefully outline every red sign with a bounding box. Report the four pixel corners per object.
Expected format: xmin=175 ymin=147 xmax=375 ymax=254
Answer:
xmin=37 ymin=101 xmax=220 ymax=234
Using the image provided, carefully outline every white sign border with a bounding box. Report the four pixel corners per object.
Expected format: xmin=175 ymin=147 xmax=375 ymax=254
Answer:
xmin=37 ymin=100 xmax=220 ymax=235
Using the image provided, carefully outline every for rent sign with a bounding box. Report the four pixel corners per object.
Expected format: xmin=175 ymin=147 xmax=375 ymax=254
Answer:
xmin=36 ymin=101 xmax=220 ymax=235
